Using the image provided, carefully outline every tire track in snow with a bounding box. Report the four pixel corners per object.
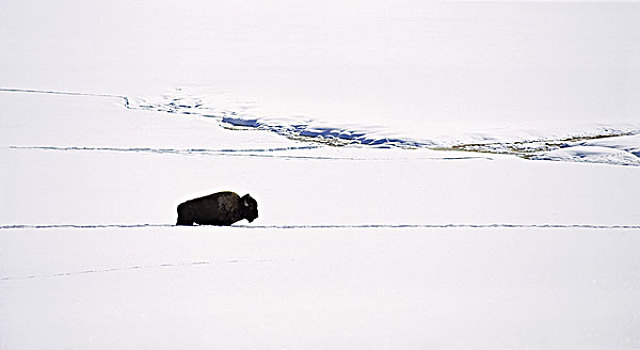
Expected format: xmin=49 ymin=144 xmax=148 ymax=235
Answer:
xmin=0 ymin=258 xmax=273 ymax=282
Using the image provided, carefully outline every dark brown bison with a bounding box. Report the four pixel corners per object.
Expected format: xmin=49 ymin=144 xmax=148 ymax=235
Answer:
xmin=176 ymin=191 xmax=258 ymax=226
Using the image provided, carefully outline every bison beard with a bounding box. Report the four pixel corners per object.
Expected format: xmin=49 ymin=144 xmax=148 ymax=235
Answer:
xmin=176 ymin=191 xmax=259 ymax=226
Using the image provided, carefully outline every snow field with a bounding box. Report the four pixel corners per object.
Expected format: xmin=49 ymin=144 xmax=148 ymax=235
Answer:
xmin=2 ymin=0 xmax=640 ymax=348
xmin=2 ymin=226 xmax=639 ymax=349
xmin=1 ymin=90 xmax=640 ymax=349
xmin=3 ymin=144 xmax=640 ymax=228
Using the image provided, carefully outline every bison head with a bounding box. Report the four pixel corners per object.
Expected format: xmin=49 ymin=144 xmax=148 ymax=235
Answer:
xmin=241 ymin=194 xmax=259 ymax=223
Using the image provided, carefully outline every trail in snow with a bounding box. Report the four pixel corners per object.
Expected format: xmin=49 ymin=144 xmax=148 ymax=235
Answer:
xmin=0 ymin=224 xmax=173 ymax=230
xmin=2 ymin=223 xmax=639 ymax=230
xmin=235 ymin=224 xmax=640 ymax=230
xmin=9 ymin=146 xmax=493 ymax=161
xmin=0 ymin=87 xmax=125 ymax=100
xmin=10 ymin=145 xmax=320 ymax=155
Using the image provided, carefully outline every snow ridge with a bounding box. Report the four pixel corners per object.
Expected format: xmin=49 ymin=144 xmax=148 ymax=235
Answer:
xmin=125 ymin=94 xmax=435 ymax=149
xmin=126 ymin=91 xmax=640 ymax=166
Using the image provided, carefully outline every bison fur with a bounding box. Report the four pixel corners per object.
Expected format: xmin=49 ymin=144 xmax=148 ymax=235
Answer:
xmin=176 ymin=191 xmax=258 ymax=226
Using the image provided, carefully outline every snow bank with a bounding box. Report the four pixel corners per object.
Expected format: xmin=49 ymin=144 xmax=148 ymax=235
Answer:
xmin=578 ymin=134 xmax=640 ymax=158
xmin=127 ymin=90 xmax=640 ymax=165
xmin=534 ymin=145 xmax=640 ymax=166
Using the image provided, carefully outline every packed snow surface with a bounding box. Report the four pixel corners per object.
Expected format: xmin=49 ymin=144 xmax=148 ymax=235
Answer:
xmin=2 ymin=226 xmax=640 ymax=349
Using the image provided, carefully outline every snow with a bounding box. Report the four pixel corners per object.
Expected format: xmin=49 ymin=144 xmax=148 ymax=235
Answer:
xmin=2 ymin=226 xmax=640 ymax=349
xmin=534 ymin=144 xmax=640 ymax=166
xmin=126 ymin=89 xmax=640 ymax=163
xmin=2 ymin=1 xmax=640 ymax=148
xmin=579 ymin=135 xmax=640 ymax=158
xmin=2 ymin=91 xmax=640 ymax=349
xmin=2 ymin=0 xmax=640 ymax=348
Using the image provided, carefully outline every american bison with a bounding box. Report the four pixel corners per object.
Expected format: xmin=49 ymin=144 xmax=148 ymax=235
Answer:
xmin=176 ymin=191 xmax=258 ymax=226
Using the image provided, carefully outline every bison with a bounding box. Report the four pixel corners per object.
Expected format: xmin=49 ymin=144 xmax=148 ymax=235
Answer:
xmin=176 ymin=191 xmax=258 ymax=226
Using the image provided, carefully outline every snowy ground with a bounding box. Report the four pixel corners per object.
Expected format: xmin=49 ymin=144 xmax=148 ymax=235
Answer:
xmin=2 ymin=0 xmax=640 ymax=348
xmin=2 ymin=90 xmax=640 ymax=349
xmin=2 ymin=226 xmax=639 ymax=349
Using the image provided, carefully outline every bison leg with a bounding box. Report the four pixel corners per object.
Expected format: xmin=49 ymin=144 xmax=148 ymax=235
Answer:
xmin=176 ymin=204 xmax=195 ymax=226
xmin=176 ymin=217 xmax=194 ymax=226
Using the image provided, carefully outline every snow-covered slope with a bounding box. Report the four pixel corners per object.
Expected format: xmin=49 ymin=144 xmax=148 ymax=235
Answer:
xmin=127 ymin=89 xmax=640 ymax=165
xmin=534 ymin=144 xmax=640 ymax=166
xmin=2 ymin=1 xmax=640 ymax=165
